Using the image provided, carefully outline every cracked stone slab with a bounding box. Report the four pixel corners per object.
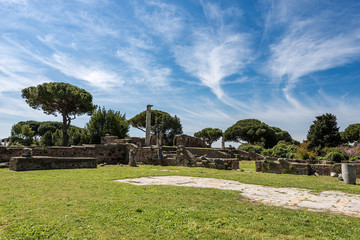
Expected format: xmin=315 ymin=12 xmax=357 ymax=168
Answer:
xmin=116 ymin=176 xmax=360 ymax=217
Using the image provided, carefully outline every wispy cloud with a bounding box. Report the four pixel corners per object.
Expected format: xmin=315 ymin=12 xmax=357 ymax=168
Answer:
xmin=2 ymin=35 xmax=122 ymax=90
xmin=116 ymin=47 xmax=172 ymax=87
xmin=134 ymin=0 xmax=185 ymax=42
xmin=0 ymin=38 xmax=50 ymax=93
xmin=48 ymin=53 xmax=123 ymax=90
xmin=174 ymin=2 xmax=251 ymax=100
xmin=267 ymin=2 xmax=360 ymax=94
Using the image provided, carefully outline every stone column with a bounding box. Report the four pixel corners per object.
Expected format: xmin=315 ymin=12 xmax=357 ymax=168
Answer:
xmin=145 ymin=105 xmax=153 ymax=146
xmin=157 ymin=131 xmax=163 ymax=159
xmin=341 ymin=164 xmax=356 ymax=184
xmin=128 ymin=148 xmax=137 ymax=167
xmin=221 ymin=136 xmax=225 ymax=149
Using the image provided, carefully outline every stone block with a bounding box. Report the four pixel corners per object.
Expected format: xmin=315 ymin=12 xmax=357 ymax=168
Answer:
xmin=10 ymin=156 xmax=97 ymax=171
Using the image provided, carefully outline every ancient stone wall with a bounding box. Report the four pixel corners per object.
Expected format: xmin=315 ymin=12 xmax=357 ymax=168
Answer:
xmin=1 ymin=144 xmax=253 ymax=171
xmin=236 ymin=150 xmax=264 ymax=160
xmin=173 ymin=134 xmax=207 ymax=148
xmin=10 ymin=156 xmax=97 ymax=171
xmin=102 ymin=135 xmax=161 ymax=147
xmin=0 ymin=144 xmax=128 ymax=164
xmin=255 ymin=159 xmax=360 ymax=177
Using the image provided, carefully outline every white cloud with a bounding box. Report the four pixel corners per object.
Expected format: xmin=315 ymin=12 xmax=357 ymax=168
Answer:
xmin=0 ymin=39 xmax=50 ymax=93
xmin=134 ymin=0 xmax=185 ymax=42
xmin=174 ymin=27 xmax=251 ymax=100
xmin=1 ymin=34 xmax=123 ymax=91
xmin=116 ymin=47 xmax=172 ymax=87
xmin=173 ymin=2 xmax=251 ymax=101
xmin=49 ymin=53 xmax=122 ymax=90
xmin=0 ymin=0 xmax=26 ymax=4
xmin=269 ymin=19 xmax=360 ymax=93
xmin=266 ymin=0 xmax=360 ymax=94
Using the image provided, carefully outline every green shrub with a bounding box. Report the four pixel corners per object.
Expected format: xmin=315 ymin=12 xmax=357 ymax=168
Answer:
xmin=271 ymin=143 xmax=297 ymax=158
xmin=322 ymin=147 xmax=346 ymax=156
xmin=296 ymin=141 xmax=317 ymax=160
xmin=261 ymin=149 xmax=272 ymax=157
xmin=349 ymin=156 xmax=360 ymax=162
xmin=258 ymin=142 xmax=298 ymax=159
xmin=286 ymin=152 xmax=296 ymax=159
xmin=238 ymin=143 xmax=264 ymax=154
xmin=323 ymin=151 xmax=348 ymax=163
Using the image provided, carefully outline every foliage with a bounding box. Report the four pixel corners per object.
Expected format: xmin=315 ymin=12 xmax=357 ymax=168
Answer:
xmin=68 ymin=127 xmax=90 ymax=146
xmin=9 ymin=123 xmax=36 ymax=146
xmin=40 ymin=131 xmax=54 ymax=146
xmin=8 ymin=121 xmax=42 ymax=146
xmin=40 ymin=126 xmax=89 ymax=146
xmin=342 ymin=123 xmax=360 ymax=143
xmin=338 ymin=143 xmax=360 ymax=161
xmin=224 ymin=119 xmax=295 ymax=148
xmin=271 ymin=127 xmax=293 ymax=143
xmin=22 ymin=82 xmax=95 ymax=146
xmin=306 ymin=113 xmax=342 ymax=152
xmin=129 ymin=110 xmax=182 ymax=145
xmin=194 ymin=128 xmax=223 ymax=147
xmin=320 ymin=151 xmax=348 ymax=163
xmin=86 ymin=106 xmax=129 ymax=144
xmin=52 ymin=129 xmax=63 ymax=146
xmin=224 ymin=119 xmax=277 ymax=148
xmin=269 ymin=142 xmax=298 ymax=158
xmin=9 ymin=120 xmax=89 ymax=147
xmin=37 ymin=121 xmax=63 ymax=136
xmin=296 ymin=141 xmax=317 ymax=160
xmin=349 ymin=156 xmax=360 ymax=161
xmin=238 ymin=143 xmax=264 ymax=154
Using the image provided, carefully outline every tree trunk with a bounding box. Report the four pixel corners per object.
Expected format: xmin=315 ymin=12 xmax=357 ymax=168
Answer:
xmin=62 ymin=114 xmax=70 ymax=146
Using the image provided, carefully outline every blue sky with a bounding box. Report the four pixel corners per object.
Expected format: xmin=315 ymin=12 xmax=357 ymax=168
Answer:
xmin=1 ymin=0 xmax=360 ymax=146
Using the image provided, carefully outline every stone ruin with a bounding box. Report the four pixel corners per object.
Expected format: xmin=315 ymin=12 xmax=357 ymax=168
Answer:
xmin=0 ymin=102 xmax=264 ymax=172
xmin=9 ymin=147 xmax=97 ymax=171
xmin=255 ymin=158 xmax=360 ymax=178
xmin=0 ymin=133 xmax=261 ymax=171
xmin=173 ymin=134 xmax=208 ymax=148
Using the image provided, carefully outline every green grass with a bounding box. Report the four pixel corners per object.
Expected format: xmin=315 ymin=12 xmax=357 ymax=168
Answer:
xmin=0 ymin=162 xmax=359 ymax=239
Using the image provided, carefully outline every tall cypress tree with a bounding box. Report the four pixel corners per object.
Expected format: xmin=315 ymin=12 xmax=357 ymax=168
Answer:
xmin=307 ymin=113 xmax=341 ymax=151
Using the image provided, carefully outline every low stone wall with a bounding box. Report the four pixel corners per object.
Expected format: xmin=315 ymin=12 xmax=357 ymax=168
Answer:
xmin=1 ymin=144 xmax=248 ymax=171
xmin=0 ymin=144 xmax=128 ymax=164
xmin=187 ymin=148 xmax=231 ymax=158
xmin=173 ymin=134 xmax=207 ymax=148
xmin=102 ymin=135 xmax=161 ymax=147
xmin=195 ymin=158 xmax=239 ymax=170
xmin=10 ymin=156 xmax=97 ymax=171
xmin=255 ymin=159 xmax=360 ymax=177
xmin=134 ymin=146 xmax=239 ymax=170
xmin=236 ymin=150 xmax=264 ymax=160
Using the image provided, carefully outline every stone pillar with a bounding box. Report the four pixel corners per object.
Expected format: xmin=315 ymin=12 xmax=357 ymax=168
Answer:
xmin=342 ymin=164 xmax=356 ymax=184
xmin=221 ymin=136 xmax=225 ymax=149
xmin=145 ymin=105 xmax=153 ymax=146
xmin=128 ymin=148 xmax=137 ymax=167
xmin=158 ymin=145 xmax=163 ymax=160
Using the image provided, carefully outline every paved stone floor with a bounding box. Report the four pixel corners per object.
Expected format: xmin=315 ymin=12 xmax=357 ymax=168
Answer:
xmin=116 ymin=175 xmax=360 ymax=217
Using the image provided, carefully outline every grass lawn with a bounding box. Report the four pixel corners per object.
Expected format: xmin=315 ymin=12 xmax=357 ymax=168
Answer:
xmin=1 ymin=161 xmax=360 ymax=239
